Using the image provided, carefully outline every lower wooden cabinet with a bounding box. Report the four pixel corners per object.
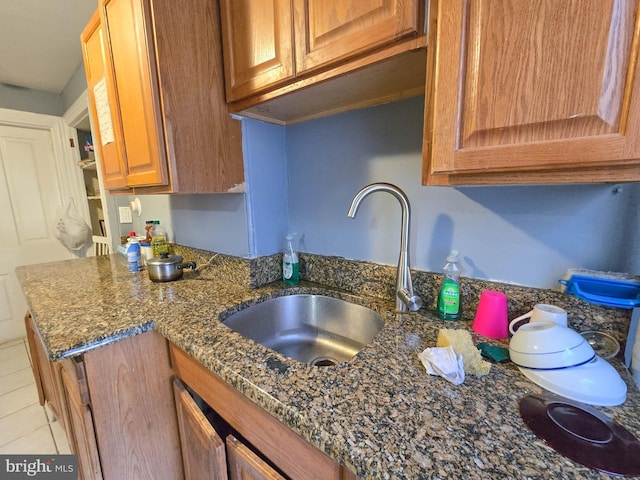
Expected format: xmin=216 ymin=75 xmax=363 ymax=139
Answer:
xmin=173 ymin=378 xmax=228 ymax=480
xmin=170 ymin=343 xmax=359 ymax=480
xmin=226 ymin=435 xmax=286 ymax=480
xmin=60 ymin=360 xmax=102 ymax=479
xmin=174 ymin=376 xmax=287 ymax=480
xmin=25 ymin=321 xmax=184 ymax=480
xmin=24 ymin=313 xmax=67 ymax=431
xmin=25 ymin=317 xmax=358 ymax=480
xmin=82 ymin=330 xmax=183 ymax=479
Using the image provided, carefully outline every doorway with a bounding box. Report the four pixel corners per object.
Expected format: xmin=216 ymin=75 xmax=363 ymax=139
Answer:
xmin=63 ymin=90 xmax=116 ymax=256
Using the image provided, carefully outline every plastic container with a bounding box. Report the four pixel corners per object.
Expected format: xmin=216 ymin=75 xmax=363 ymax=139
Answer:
xmin=149 ymin=220 xmax=169 ymax=257
xmin=559 ymin=276 xmax=640 ymax=309
xmin=140 ymin=242 xmax=153 ymax=266
xmin=282 ymin=233 xmax=299 ymax=285
xmin=126 ymin=232 xmax=142 ymax=272
xmin=437 ymin=250 xmax=463 ymax=320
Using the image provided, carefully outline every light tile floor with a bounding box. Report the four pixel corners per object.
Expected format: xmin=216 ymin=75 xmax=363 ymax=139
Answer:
xmin=0 ymin=338 xmax=69 ymax=454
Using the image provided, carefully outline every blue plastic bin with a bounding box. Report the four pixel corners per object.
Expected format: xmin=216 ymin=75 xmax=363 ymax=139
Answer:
xmin=559 ymin=276 xmax=640 ymax=309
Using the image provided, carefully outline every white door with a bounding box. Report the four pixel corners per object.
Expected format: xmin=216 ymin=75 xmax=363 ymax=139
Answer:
xmin=0 ymin=124 xmax=72 ymax=343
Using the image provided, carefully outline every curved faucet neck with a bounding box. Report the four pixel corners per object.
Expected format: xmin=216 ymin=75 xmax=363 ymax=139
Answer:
xmin=347 ymin=182 xmax=421 ymax=312
xmin=347 ymin=182 xmax=410 ymax=253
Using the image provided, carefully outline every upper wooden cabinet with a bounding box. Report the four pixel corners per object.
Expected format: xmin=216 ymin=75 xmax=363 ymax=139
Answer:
xmin=293 ymin=0 xmax=422 ymax=74
xmin=80 ymin=10 xmax=128 ymax=190
xmin=100 ymin=0 xmax=168 ymax=189
xmin=220 ymin=0 xmax=427 ymax=124
xmin=84 ymin=0 xmax=245 ymax=193
xmin=423 ymin=0 xmax=640 ymax=185
xmin=219 ymin=0 xmax=295 ymax=102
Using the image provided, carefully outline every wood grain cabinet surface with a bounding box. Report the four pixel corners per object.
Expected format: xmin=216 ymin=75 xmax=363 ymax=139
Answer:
xmin=221 ymin=0 xmax=427 ymax=124
xmin=82 ymin=330 xmax=183 ymax=480
xmin=173 ymin=376 xmax=288 ymax=480
xmin=219 ymin=0 xmax=295 ymax=102
xmin=60 ymin=360 xmax=102 ymax=480
xmin=25 ymin=323 xmax=184 ymax=480
xmin=170 ymin=343 xmax=359 ymax=480
xmin=24 ymin=313 xmax=66 ymax=429
xmin=80 ymin=10 xmax=128 ymax=190
xmin=423 ymin=0 xmax=640 ymax=185
xmin=226 ymin=435 xmax=286 ymax=480
xmin=293 ymin=0 xmax=422 ymax=74
xmin=173 ymin=378 xmax=228 ymax=480
xmin=83 ymin=0 xmax=244 ymax=194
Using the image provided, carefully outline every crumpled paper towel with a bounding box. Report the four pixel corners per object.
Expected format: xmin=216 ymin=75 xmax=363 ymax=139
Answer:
xmin=418 ymin=345 xmax=465 ymax=385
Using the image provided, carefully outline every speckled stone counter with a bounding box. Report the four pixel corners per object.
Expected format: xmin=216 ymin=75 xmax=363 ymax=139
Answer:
xmin=16 ymin=250 xmax=640 ymax=480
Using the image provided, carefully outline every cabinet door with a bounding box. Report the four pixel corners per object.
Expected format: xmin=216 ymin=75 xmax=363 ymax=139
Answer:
xmin=83 ymin=330 xmax=183 ymax=479
xmin=100 ymin=0 xmax=168 ymax=187
xmin=173 ymin=378 xmax=227 ymax=480
xmin=170 ymin=344 xmax=347 ymax=480
xmin=219 ymin=0 xmax=294 ymax=101
xmin=227 ymin=435 xmax=285 ymax=480
xmin=24 ymin=313 xmax=62 ymax=421
xmin=293 ymin=0 xmax=422 ymax=74
xmin=61 ymin=367 xmax=103 ymax=480
xmin=424 ymin=0 xmax=640 ymax=185
xmin=24 ymin=314 xmax=72 ymax=437
xmin=80 ymin=10 xmax=128 ymax=190
xmin=24 ymin=312 xmax=45 ymax=406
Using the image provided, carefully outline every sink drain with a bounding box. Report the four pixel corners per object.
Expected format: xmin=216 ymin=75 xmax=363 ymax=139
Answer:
xmin=310 ymin=357 xmax=338 ymax=367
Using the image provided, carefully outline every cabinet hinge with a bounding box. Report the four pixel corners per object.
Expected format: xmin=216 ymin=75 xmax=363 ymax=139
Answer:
xmin=69 ymin=138 xmax=75 ymax=148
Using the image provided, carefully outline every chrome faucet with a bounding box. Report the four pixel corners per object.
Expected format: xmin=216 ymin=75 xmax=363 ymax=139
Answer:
xmin=347 ymin=183 xmax=423 ymax=312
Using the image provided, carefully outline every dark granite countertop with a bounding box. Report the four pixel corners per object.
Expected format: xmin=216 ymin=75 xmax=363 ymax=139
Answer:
xmin=16 ymin=251 xmax=640 ymax=480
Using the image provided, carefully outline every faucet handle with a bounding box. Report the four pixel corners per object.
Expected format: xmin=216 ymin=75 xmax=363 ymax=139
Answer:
xmin=397 ymin=289 xmax=423 ymax=312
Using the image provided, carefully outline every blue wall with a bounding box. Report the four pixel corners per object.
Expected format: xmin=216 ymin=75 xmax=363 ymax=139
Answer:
xmin=6 ymin=56 xmax=638 ymax=289
xmin=285 ymin=97 xmax=638 ymax=288
xmin=119 ymin=119 xmax=288 ymax=258
xmin=114 ymin=96 xmax=640 ymax=290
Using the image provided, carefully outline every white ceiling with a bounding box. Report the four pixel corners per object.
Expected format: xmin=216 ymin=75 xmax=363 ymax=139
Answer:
xmin=0 ymin=0 xmax=96 ymax=93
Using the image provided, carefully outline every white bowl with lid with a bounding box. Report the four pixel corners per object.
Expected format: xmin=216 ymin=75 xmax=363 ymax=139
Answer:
xmin=509 ymin=321 xmax=595 ymax=370
xmin=518 ymin=356 xmax=627 ymax=406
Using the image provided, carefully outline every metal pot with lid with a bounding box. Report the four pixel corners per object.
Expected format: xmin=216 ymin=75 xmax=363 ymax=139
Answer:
xmin=146 ymin=252 xmax=196 ymax=282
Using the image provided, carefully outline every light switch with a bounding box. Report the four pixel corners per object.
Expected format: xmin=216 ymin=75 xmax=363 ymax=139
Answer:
xmin=119 ymin=206 xmax=133 ymax=224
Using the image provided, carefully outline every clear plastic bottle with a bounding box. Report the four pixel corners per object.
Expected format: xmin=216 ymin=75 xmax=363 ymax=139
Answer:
xmin=282 ymin=233 xmax=299 ymax=285
xmin=150 ymin=220 xmax=169 ymax=257
xmin=437 ymin=250 xmax=463 ymax=320
xmin=126 ymin=232 xmax=142 ymax=272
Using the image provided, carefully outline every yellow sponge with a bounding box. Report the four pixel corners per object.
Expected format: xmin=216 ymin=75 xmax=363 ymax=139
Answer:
xmin=437 ymin=329 xmax=491 ymax=376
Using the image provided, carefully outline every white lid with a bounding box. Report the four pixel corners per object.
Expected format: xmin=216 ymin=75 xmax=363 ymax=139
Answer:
xmin=447 ymin=250 xmax=459 ymax=262
xmin=518 ymin=356 xmax=627 ymax=406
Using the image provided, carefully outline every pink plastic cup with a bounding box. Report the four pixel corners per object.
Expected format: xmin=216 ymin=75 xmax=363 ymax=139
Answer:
xmin=473 ymin=290 xmax=508 ymax=339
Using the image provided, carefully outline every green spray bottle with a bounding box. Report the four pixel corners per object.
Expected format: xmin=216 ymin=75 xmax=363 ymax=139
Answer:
xmin=437 ymin=250 xmax=463 ymax=320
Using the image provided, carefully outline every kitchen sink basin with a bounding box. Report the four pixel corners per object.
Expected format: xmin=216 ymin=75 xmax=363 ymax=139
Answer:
xmin=221 ymin=294 xmax=385 ymax=366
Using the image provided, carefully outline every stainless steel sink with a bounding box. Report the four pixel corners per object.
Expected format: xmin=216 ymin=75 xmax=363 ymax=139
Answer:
xmin=221 ymin=294 xmax=385 ymax=366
